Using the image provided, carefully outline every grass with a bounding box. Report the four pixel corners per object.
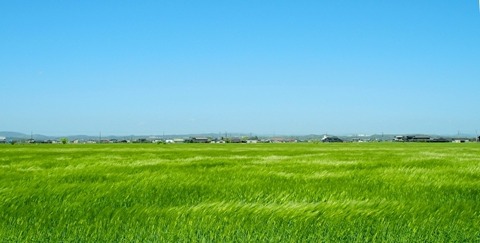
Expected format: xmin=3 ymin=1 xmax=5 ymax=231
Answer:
xmin=1 ymin=143 xmax=479 ymax=242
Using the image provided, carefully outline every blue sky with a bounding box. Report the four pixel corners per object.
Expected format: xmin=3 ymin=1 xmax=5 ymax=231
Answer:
xmin=1 ymin=1 xmax=479 ymax=136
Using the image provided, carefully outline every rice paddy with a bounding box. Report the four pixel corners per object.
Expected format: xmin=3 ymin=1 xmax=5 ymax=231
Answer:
xmin=0 ymin=143 xmax=479 ymax=242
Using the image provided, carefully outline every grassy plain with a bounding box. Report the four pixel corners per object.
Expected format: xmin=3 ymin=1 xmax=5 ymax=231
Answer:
xmin=0 ymin=143 xmax=479 ymax=242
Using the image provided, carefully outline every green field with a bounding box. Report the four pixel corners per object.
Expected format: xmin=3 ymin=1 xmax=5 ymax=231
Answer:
xmin=1 ymin=143 xmax=479 ymax=242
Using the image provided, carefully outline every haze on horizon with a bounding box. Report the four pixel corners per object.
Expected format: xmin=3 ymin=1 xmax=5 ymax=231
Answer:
xmin=1 ymin=1 xmax=479 ymax=136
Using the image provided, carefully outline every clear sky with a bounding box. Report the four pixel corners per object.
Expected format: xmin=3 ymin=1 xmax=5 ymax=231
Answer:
xmin=1 ymin=1 xmax=479 ymax=136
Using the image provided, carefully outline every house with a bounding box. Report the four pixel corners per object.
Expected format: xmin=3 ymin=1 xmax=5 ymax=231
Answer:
xmin=0 ymin=136 xmax=6 ymax=143
xmin=229 ymin=137 xmax=242 ymax=143
xmin=173 ymin=138 xmax=185 ymax=143
xmin=394 ymin=135 xmax=433 ymax=142
xmin=270 ymin=138 xmax=286 ymax=143
xmin=321 ymin=135 xmax=343 ymax=143
xmin=190 ymin=137 xmax=210 ymax=143
xmin=453 ymin=138 xmax=470 ymax=143
xmin=209 ymin=138 xmax=225 ymax=143
xmin=428 ymin=137 xmax=450 ymax=143
xmin=407 ymin=136 xmax=431 ymax=142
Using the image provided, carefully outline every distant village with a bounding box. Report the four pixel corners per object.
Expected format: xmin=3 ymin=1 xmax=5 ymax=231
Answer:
xmin=1 ymin=133 xmax=479 ymax=145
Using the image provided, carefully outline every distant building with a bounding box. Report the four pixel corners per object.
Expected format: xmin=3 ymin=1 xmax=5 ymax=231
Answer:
xmin=429 ymin=137 xmax=451 ymax=143
xmin=393 ymin=135 xmax=448 ymax=142
xmin=173 ymin=138 xmax=185 ymax=143
xmin=210 ymin=138 xmax=226 ymax=143
xmin=407 ymin=136 xmax=431 ymax=142
xmin=453 ymin=138 xmax=470 ymax=143
xmin=190 ymin=137 xmax=210 ymax=143
xmin=229 ymin=138 xmax=242 ymax=143
xmin=0 ymin=136 xmax=6 ymax=143
xmin=270 ymin=138 xmax=286 ymax=143
xmin=321 ymin=135 xmax=343 ymax=143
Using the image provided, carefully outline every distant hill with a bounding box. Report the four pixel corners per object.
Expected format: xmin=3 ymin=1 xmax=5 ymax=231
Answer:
xmin=0 ymin=131 xmax=55 ymax=140
xmin=0 ymin=131 xmax=29 ymax=139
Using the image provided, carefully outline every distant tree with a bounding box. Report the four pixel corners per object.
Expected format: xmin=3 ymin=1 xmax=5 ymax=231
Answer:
xmin=60 ymin=138 xmax=69 ymax=144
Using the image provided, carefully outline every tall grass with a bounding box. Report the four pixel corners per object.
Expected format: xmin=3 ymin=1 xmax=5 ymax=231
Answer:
xmin=1 ymin=143 xmax=479 ymax=241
